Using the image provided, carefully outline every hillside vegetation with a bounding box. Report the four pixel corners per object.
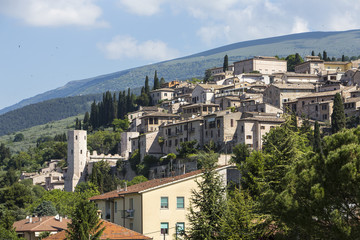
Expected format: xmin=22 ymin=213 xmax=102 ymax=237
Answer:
xmin=0 ymin=94 xmax=101 ymax=136
xmin=0 ymin=115 xmax=82 ymax=153
xmin=2 ymin=29 xmax=360 ymax=114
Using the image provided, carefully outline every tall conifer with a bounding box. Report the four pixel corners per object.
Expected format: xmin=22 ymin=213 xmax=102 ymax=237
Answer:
xmin=331 ymin=93 xmax=346 ymax=134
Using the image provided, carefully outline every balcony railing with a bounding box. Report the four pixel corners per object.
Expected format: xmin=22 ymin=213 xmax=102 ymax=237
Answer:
xmin=122 ymin=209 xmax=135 ymax=218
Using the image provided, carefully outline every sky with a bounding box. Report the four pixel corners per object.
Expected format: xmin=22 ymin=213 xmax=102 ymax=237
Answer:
xmin=1 ymin=0 xmax=360 ymax=110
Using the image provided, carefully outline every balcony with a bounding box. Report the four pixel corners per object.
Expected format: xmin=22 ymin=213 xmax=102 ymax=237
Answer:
xmin=122 ymin=209 xmax=135 ymax=218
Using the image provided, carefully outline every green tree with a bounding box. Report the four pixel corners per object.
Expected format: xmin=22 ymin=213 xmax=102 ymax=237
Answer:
xmin=83 ymin=112 xmax=90 ymax=131
xmin=144 ymin=75 xmax=150 ymax=94
xmin=128 ymin=175 xmax=148 ymax=186
xmin=331 ymin=93 xmax=346 ymax=134
xmin=176 ymin=140 xmax=198 ymax=159
xmin=34 ymin=201 xmax=57 ymax=216
xmin=66 ymin=199 xmax=105 ymax=240
xmin=223 ymin=54 xmax=229 ymax=72
xmin=203 ymin=69 xmax=213 ymax=83
xmin=160 ymin=77 xmax=165 ymax=86
xmin=220 ymin=189 xmax=261 ymax=239
xmin=153 ymin=70 xmax=160 ymax=90
xmin=285 ymin=53 xmax=303 ymax=71
xmin=323 ymin=50 xmax=327 ymax=61
xmin=231 ymin=143 xmax=250 ymax=164
xmin=311 ymin=50 xmax=315 ymax=56
xmin=13 ymin=133 xmax=24 ymax=142
xmin=313 ymin=121 xmax=322 ymax=154
xmin=187 ymin=151 xmax=225 ymax=239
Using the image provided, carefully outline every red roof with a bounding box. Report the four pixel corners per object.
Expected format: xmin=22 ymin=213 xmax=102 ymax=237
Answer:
xmin=89 ymin=169 xmax=202 ymax=201
xmin=13 ymin=216 xmax=70 ymax=232
xmin=43 ymin=220 xmax=151 ymax=240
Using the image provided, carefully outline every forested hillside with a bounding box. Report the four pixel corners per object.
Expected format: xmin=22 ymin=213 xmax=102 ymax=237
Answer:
xmin=0 ymin=94 xmax=102 ymax=136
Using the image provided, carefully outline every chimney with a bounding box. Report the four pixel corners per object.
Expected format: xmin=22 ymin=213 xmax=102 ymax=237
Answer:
xmin=59 ymin=216 xmax=62 ymax=222
xmin=29 ymin=217 xmax=32 ymax=223
xmin=124 ymin=182 xmax=127 ymax=192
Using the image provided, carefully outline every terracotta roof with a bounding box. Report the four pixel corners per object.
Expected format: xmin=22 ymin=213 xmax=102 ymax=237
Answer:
xmin=43 ymin=220 xmax=151 ymax=240
xmin=89 ymin=170 xmax=203 ymax=201
xmin=14 ymin=216 xmax=70 ymax=232
xmin=181 ymin=103 xmax=219 ymax=108
xmin=238 ymin=117 xmax=285 ymax=122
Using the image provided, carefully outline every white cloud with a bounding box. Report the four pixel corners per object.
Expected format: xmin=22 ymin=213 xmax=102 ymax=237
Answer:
xmin=0 ymin=0 xmax=106 ymax=27
xmin=114 ymin=0 xmax=360 ymax=46
xmin=117 ymin=0 xmax=165 ymax=16
xmin=99 ymin=35 xmax=179 ymax=61
xmin=291 ymin=17 xmax=309 ymax=34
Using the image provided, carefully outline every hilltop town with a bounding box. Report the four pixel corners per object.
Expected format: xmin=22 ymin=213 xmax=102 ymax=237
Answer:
xmin=6 ymin=53 xmax=360 ymax=240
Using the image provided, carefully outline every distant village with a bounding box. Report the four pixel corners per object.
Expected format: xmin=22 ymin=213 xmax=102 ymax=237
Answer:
xmin=17 ymin=55 xmax=360 ymax=240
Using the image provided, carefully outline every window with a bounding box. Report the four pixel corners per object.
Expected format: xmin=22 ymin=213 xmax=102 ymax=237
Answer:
xmin=176 ymin=222 xmax=185 ymax=234
xmin=130 ymin=223 xmax=134 ymax=230
xmin=76 ymin=135 xmax=78 ymax=140
xmin=164 ymin=93 xmax=167 ymax=96
xmin=177 ymin=197 xmax=184 ymax=209
xmin=231 ymin=119 xmax=234 ymax=127
xmin=115 ymin=202 xmax=117 ymax=213
xmin=129 ymin=198 xmax=133 ymax=209
xmin=161 ymin=222 xmax=169 ymax=234
xmin=246 ymin=135 xmax=252 ymax=139
xmin=80 ymin=150 xmax=82 ymax=154
xmin=161 ymin=197 xmax=168 ymax=209
xmin=260 ymin=126 xmax=265 ymax=130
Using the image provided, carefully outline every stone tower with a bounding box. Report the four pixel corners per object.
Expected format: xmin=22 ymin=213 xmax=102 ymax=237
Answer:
xmin=64 ymin=130 xmax=87 ymax=192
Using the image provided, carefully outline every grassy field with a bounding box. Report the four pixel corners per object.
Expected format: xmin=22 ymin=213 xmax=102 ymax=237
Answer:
xmin=0 ymin=114 xmax=82 ymax=153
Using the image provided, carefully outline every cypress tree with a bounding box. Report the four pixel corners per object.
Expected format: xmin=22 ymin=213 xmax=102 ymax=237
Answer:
xmin=318 ymin=53 xmax=322 ymax=60
xmin=223 ymin=54 xmax=229 ymax=72
xmin=313 ymin=121 xmax=322 ymax=154
xmin=83 ymin=112 xmax=90 ymax=130
xmin=153 ymin=70 xmax=160 ymax=90
xmin=90 ymin=100 xmax=98 ymax=129
xmin=323 ymin=50 xmax=327 ymax=61
xmin=126 ymin=88 xmax=132 ymax=114
xmin=342 ymin=55 xmax=345 ymax=62
xmin=145 ymin=75 xmax=150 ymax=94
xmin=331 ymin=93 xmax=346 ymax=134
xmin=311 ymin=50 xmax=315 ymax=56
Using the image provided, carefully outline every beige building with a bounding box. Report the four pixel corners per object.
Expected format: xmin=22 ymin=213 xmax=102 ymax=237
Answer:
xmin=90 ymin=166 xmax=233 ymax=240
xmin=233 ymin=56 xmax=287 ymax=75
xmin=191 ymin=84 xmax=225 ymax=104
xmin=272 ymin=72 xmax=320 ymax=84
xmin=237 ymin=113 xmax=285 ymax=150
xmin=139 ymin=112 xmax=179 ymax=133
xmin=160 ymin=117 xmax=204 ymax=154
xmin=150 ymin=88 xmax=175 ymax=105
xmin=263 ymin=83 xmax=315 ymax=109
xmin=180 ymin=103 xmax=219 ymax=119
xmin=203 ymin=111 xmax=242 ymax=152
xmin=295 ymin=60 xmax=324 ymax=74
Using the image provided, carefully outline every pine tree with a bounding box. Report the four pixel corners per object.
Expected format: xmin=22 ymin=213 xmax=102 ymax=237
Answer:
xmin=153 ymin=70 xmax=160 ymax=90
xmin=331 ymin=93 xmax=346 ymax=134
xmin=187 ymin=151 xmax=225 ymax=239
xmin=66 ymin=199 xmax=105 ymax=240
xmin=223 ymin=54 xmax=229 ymax=72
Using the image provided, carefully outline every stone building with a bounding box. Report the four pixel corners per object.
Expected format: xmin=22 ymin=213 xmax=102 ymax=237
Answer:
xmin=233 ymin=56 xmax=287 ymax=75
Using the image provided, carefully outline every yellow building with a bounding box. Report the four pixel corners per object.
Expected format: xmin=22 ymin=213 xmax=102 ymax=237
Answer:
xmin=90 ymin=166 xmax=233 ymax=240
xmin=324 ymin=61 xmax=352 ymax=72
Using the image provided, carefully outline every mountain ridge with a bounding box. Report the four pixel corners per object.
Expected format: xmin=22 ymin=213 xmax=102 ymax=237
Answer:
xmin=2 ymin=29 xmax=360 ymax=115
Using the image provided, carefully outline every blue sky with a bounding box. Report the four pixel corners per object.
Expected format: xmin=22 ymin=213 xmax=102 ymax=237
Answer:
xmin=1 ymin=0 xmax=360 ymax=110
